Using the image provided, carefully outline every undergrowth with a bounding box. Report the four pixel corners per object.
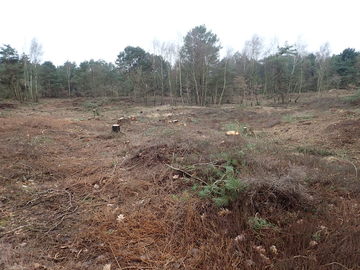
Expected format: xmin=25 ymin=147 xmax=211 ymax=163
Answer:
xmin=81 ymin=97 xmax=112 ymax=110
xmin=343 ymin=89 xmax=360 ymax=104
xmin=282 ymin=113 xmax=314 ymax=123
xmin=223 ymin=121 xmax=244 ymax=132
xmin=248 ymin=216 xmax=275 ymax=231
xmin=176 ymin=149 xmax=248 ymax=207
xmin=296 ymin=146 xmax=334 ymax=156
xmin=197 ymin=164 xmax=247 ymax=207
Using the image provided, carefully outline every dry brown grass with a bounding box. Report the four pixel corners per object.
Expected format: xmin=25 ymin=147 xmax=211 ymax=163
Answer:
xmin=1 ymin=92 xmax=360 ymax=269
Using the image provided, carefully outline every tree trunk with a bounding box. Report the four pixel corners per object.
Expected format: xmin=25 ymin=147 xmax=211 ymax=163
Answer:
xmin=160 ymin=60 xmax=164 ymax=105
xmin=67 ymin=66 xmax=71 ymax=97
xmin=23 ymin=59 xmax=28 ymax=101
xmin=218 ymin=59 xmax=228 ymax=105
xmin=34 ymin=68 xmax=38 ymax=102
xmin=214 ymin=81 xmax=218 ymax=104
xmin=201 ymin=66 xmax=206 ymax=106
xmin=299 ymin=63 xmax=303 ymax=94
xmin=168 ymin=64 xmax=173 ymax=105
xmin=33 ymin=64 xmax=39 ymax=102
xmin=29 ymin=68 xmax=33 ymax=101
xmin=179 ymin=59 xmax=183 ymax=104
xmin=192 ymin=67 xmax=200 ymax=105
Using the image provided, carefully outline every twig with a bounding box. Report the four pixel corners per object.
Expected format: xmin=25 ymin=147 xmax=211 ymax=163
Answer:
xmin=121 ymin=163 xmax=140 ymax=171
xmin=0 ymin=225 xmax=27 ymax=237
xmin=24 ymin=189 xmax=57 ymax=206
xmin=46 ymin=206 xmax=78 ymax=233
xmin=64 ymin=189 xmax=73 ymax=209
xmin=109 ymin=244 xmax=122 ymax=270
xmin=46 ymin=216 xmax=66 ymax=233
xmin=292 ymin=255 xmax=316 ymax=260
xmin=324 ymin=262 xmax=350 ymax=270
xmin=347 ymin=160 xmax=358 ymax=178
xmin=332 ymin=157 xmax=358 ymax=178
xmin=24 ymin=189 xmax=71 ymax=208
xmin=122 ymin=266 xmax=155 ymax=270
xmin=165 ymin=164 xmax=208 ymax=185
xmin=18 ymin=162 xmax=33 ymax=169
xmin=111 ymin=159 xmax=119 ymax=175
xmin=121 ymin=267 xmax=155 ymax=269
xmin=188 ymin=161 xmax=218 ymax=167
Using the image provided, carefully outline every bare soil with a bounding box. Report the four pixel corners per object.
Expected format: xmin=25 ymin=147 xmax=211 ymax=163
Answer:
xmin=1 ymin=90 xmax=359 ymax=270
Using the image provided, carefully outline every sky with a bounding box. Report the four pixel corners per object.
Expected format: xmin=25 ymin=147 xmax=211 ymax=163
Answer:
xmin=1 ymin=0 xmax=359 ymax=65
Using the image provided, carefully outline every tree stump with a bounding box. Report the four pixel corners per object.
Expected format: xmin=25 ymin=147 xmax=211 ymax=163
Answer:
xmin=112 ymin=124 xmax=120 ymax=132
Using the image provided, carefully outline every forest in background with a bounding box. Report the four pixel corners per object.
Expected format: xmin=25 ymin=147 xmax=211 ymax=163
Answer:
xmin=1 ymin=25 xmax=359 ymax=105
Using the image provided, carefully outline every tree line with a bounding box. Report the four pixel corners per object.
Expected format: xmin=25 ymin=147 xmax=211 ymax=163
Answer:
xmin=1 ymin=25 xmax=359 ymax=105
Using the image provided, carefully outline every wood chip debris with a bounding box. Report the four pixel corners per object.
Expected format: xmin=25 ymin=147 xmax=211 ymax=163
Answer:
xmin=225 ymin=130 xmax=240 ymax=136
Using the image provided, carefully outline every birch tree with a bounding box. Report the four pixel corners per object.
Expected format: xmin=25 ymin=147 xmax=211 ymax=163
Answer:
xmin=64 ymin=61 xmax=75 ymax=97
xmin=316 ymin=43 xmax=330 ymax=94
xmin=29 ymin=38 xmax=43 ymax=102
xmin=244 ymin=35 xmax=263 ymax=105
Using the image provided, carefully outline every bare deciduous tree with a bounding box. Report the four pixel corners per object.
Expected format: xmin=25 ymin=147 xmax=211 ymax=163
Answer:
xmin=29 ymin=38 xmax=43 ymax=102
xmin=64 ymin=61 xmax=74 ymax=97
xmin=243 ymin=35 xmax=263 ymax=105
xmin=316 ymin=43 xmax=330 ymax=95
xmin=218 ymin=49 xmax=234 ymax=105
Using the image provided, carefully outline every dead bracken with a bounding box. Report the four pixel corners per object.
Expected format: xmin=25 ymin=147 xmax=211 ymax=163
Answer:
xmin=1 ymin=91 xmax=360 ymax=270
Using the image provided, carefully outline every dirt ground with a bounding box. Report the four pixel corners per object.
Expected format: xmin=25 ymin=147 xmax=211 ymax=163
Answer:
xmin=1 ymin=90 xmax=359 ymax=270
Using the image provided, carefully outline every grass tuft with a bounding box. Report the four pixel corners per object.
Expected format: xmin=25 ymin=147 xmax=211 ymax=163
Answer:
xmin=282 ymin=113 xmax=313 ymax=123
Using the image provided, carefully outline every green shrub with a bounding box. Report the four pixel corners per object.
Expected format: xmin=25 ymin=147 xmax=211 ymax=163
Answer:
xmin=312 ymin=231 xmax=321 ymax=241
xmin=223 ymin=122 xmax=242 ymax=132
xmin=248 ymin=216 xmax=274 ymax=230
xmin=197 ymin=164 xmax=247 ymax=207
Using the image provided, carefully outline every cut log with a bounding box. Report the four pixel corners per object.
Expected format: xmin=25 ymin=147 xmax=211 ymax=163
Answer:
xmin=112 ymin=124 xmax=120 ymax=132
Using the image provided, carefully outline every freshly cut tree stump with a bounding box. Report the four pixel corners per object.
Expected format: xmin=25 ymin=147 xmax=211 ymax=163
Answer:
xmin=112 ymin=124 xmax=120 ymax=132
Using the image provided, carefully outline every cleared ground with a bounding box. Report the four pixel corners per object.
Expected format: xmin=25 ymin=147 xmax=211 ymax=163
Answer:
xmin=0 ymin=90 xmax=359 ymax=270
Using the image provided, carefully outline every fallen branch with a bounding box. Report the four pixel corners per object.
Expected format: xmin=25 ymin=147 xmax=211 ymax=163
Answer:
xmin=324 ymin=262 xmax=350 ymax=270
xmin=165 ymin=164 xmax=208 ymax=185
xmin=46 ymin=205 xmax=78 ymax=233
xmin=0 ymin=225 xmax=28 ymax=237
xmin=109 ymin=244 xmax=122 ymax=270
xmin=332 ymin=157 xmax=358 ymax=178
